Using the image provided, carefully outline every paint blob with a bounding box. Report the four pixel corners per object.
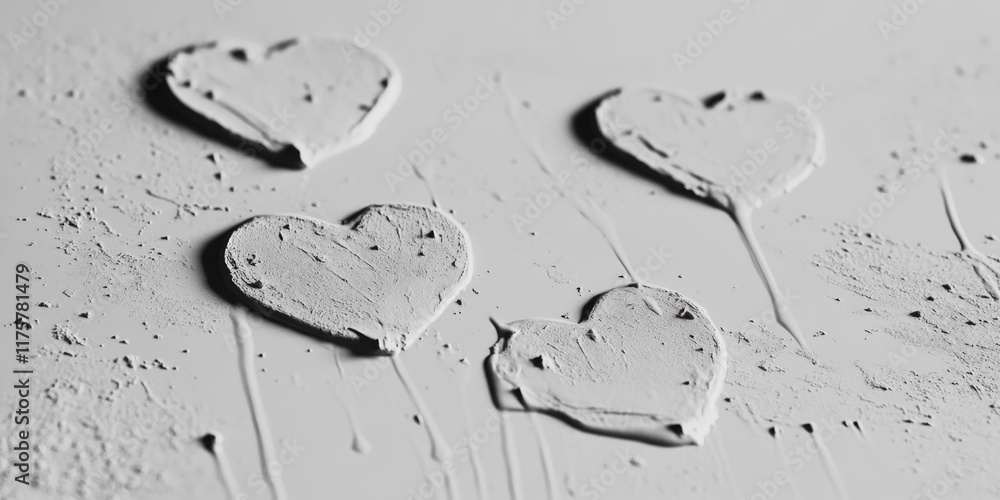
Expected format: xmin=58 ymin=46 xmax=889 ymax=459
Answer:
xmin=223 ymin=204 xmax=472 ymax=354
xmin=166 ymin=37 xmax=400 ymax=168
xmin=486 ymin=285 xmax=727 ymax=446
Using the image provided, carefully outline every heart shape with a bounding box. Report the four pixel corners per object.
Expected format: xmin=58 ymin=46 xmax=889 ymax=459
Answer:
xmin=595 ymin=89 xmax=825 ymax=210
xmin=223 ymin=204 xmax=472 ymax=354
xmin=167 ymin=37 xmax=400 ymax=168
xmin=487 ymin=285 xmax=727 ymax=446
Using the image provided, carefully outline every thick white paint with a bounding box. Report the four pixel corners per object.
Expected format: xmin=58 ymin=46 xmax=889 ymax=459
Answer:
xmin=487 ymin=285 xmax=727 ymax=446
xmin=223 ymin=204 xmax=472 ymax=354
xmin=167 ymin=37 xmax=400 ymax=168
xmin=596 ymin=89 xmax=825 ymax=352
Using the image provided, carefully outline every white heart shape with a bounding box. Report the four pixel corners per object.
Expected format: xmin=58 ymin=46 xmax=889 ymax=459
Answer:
xmin=487 ymin=285 xmax=727 ymax=446
xmin=223 ymin=204 xmax=472 ymax=354
xmin=167 ymin=37 xmax=400 ymax=168
xmin=596 ymin=89 xmax=825 ymax=210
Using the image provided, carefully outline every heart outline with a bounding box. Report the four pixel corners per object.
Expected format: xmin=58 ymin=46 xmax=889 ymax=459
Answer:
xmin=487 ymin=284 xmax=727 ymax=446
xmin=166 ymin=37 xmax=401 ymax=168
xmin=595 ymin=88 xmax=826 ymax=211
xmin=222 ymin=203 xmax=472 ymax=354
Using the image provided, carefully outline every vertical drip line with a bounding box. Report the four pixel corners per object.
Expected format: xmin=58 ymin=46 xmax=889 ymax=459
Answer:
xmin=770 ymin=426 xmax=801 ymax=500
xmin=231 ymin=308 xmax=289 ymax=500
xmin=939 ymin=169 xmax=1000 ymax=299
xmin=500 ymin=412 xmax=524 ymax=500
xmin=730 ymin=201 xmax=811 ymax=354
xmin=413 ymin=163 xmax=441 ymax=209
xmin=333 ymin=347 xmax=346 ymax=378
xmin=502 ymin=84 xmax=642 ymax=286
xmin=461 ymin=375 xmax=491 ymax=500
xmin=386 ymin=389 xmax=449 ymax=500
xmin=201 ymin=433 xmax=240 ymax=500
xmin=851 ymin=420 xmax=871 ymax=446
xmin=392 ymin=356 xmax=452 ymax=463
xmin=336 ymin=393 xmax=372 ymax=454
xmin=804 ymin=423 xmax=849 ymax=500
xmin=529 ymin=413 xmax=560 ymax=500
xmin=939 ymin=169 xmax=975 ymax=251
xmin=709 ymin=429 xmax=740 ymax=499
xmin=331 ymin=349 xmax=371 ymax=454
xmin=571 ymin=197 xmax=643 ymax=286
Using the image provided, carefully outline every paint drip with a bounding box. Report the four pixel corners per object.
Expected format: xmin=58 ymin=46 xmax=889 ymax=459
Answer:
xmin=939 ymin=169 xmax=1000 ymax=299
xmin=166 ymin=37 xmax=400 ymax=168
xmin=334 ymin=392 xmax=372 ymax=454
xmin=708 ymin=430 xmax=740 ymax=498
xmin=503 ymin=84 xmax=641 ymax=285
xmin=803 ymin=423 xmax=850 ymax=500
xmin=384 ymin=389 xmax=450 ymax=500
xmin=331 ymin=349 xmax=373 ymax=454
xmin=529 ymin=413 xmax=560 ymax=500
xmin=231 ymin=308 xmax=289 ymax=500
xmin=392 ymin=356 xmax=452 ymax=463
xmin=200 ymin=433 xmax=240 ymax=500
xmin=486 ymin=284 xmax=727 ymax=446
xmin=461 ymin=394 xmax=491 ymax=500
xmin=595 ymin=88 xmax=825 ymax=353
xmin=499 ymin=410 xmax=524 ymax=500
xmin=770 ymin=426 xmax=802 ymax=500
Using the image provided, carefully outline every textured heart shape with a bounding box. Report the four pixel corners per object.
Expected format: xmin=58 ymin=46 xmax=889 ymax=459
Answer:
xmin=223 ymin=204 xmax=472 ymax=354
xmin=596 ymin=89 xmax=825 ymax=210
xmin=487 ymin=285 xmax=727 ymax=446
xmin=167 ymin=37 xmax=399 ymax=168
